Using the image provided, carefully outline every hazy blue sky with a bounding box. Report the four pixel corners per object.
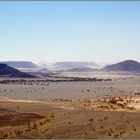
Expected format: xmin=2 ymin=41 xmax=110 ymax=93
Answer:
xmin=0 ymin=1 xmax=140 ymax=65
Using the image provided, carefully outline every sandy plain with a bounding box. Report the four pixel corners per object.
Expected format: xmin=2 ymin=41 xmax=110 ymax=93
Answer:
xmin=0 ymin=72 xmax=140 ymax=139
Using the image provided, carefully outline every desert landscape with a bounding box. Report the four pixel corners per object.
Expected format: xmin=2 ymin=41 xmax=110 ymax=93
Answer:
xmin=0 ymin=66 xmax=140 ymax=139
xmin=0 ymin=1 xmax=140 ymax=139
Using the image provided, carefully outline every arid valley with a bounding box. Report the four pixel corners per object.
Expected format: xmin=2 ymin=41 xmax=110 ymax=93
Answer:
xmin=1 ymin=1 xmax=140 ymax=139
xmin=0 ymin=70 xmax=140 ymax=139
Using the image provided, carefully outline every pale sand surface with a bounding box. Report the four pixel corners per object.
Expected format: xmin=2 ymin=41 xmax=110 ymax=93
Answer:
xmin=0 ymin=74 xmax=140 ymax=139
xmin=0 ymin=77 xmax=140 ymax=100
xmin=59 ymin=71 xmax=140 ymax=78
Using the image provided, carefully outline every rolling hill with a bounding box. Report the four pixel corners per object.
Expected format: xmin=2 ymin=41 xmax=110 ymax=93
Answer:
xmin=103 ymin=60 xmax=140 ymax=72
xmin=0 ymin=64 xmax=36 ymax=78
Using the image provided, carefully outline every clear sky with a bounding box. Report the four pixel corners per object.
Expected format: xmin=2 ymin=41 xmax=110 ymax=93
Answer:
xmin=0 ymin=1 xmax=140 ymax=65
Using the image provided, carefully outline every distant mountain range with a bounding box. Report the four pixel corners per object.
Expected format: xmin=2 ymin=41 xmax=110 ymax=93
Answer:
xmin=0 ymin=60 xmax=140 ymax=76
xmin=53 ymin=60 xmax=140 ymax=73
xmin=103 ymin=60 xmax=140 ymax=72
xmin=0 ymin=64 xmax=36 ymax=78
xmin=52 ymin=62 xmax=99 ymax=69
xmin=0 ymin=61 xmax=38 ymax=68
